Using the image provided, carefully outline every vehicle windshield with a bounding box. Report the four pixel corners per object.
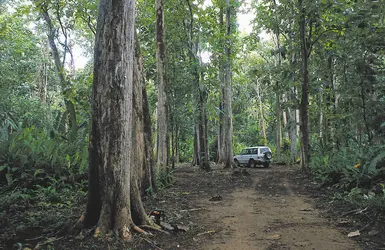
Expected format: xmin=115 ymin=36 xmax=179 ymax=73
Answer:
xmin=260 ymin=147 xmax=269 ymax=154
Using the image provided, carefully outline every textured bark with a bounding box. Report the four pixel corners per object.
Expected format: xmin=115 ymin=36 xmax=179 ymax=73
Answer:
xmin=156 ymin=0 xmax=169 ymax=169
xmin=254 ymin=82 xmax=267 ymax=143
xmin=192 ymin=126 xmax=200 ymax=166
xmin=133 ymin=35 xmax=156 ymax=195
xmin=223 ymin=0 xmax=234 ymax=168
xmin=217 ymin=6 xmax=226 ymax=164
xmin=298 ymin=0 xmax=310 ymax=170
xmin=175 ymin=127 xmax=180 ymax=163
xmin=276 ymin=89 xmax=282 ymax=162
xmin=83 ymin=0 xmax=146 ymax=238
xmin=288 ymin=107 xmax=298 ymax=163
xmin=272 ymin=0 xmax=282 ymax=162
xmin=185 ymin=0 xmax=210 ymax=170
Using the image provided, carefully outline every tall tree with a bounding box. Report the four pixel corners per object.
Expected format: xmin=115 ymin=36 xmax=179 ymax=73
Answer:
xmin=34 ymin=1 xmax=78 ymax=140
xmin=184 ymin=0 xmax=210 ymax=170
xmin=77 ymin=0 xmax=155 ymax=238
xmin=298 ymin=0 xmax=310 ymax=170
xmin=156 ymin=0 xmax=169 ymax=169
xmin=217 ymin=4 xmax=226 ymax=164
xmin=223 ymin=0 xmax=234 ymax=168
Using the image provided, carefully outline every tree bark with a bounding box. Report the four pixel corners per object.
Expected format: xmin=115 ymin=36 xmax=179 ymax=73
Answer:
xmin=81 ymin=0 xmax=153 ymax=238
xmin=185 ymin=0 xmax=210 ymax=170
xmin=223 ymin=0 xmax=234 ymax=168
xmin=217 ymin=6 xmax=226 ymax=164
xmin=254 ymin=81 xmax=267 ymax=143
xmin=134 ymin=34 xmax=156 ymax=195
xmin=298 ymin=0 xmax=310 ymax=170
xmin=156 ymin=0 xmax=169 ymax=170
xmin=193 ymin=125 xmax=200 ymax=166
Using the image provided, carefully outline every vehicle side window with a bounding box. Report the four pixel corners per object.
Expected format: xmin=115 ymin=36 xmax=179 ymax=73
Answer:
xmin=254 ymin=149 xmax=258 ymax=154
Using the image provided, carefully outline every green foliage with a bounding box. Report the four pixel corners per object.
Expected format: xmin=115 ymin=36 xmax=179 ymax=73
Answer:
xmin=310 ymin=143 xmax=385 ymax=194
xmin=1 ymin=126 xmax=88 ymax=186
xmin=155 ymin=167 xmax=174 ymax=190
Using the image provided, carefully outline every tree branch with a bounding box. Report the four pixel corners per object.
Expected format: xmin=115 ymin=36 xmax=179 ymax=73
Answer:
xmin=308 ymin=28 xmax=342 ymax=57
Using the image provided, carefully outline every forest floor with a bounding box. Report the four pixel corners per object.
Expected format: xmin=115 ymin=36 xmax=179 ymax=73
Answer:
xmin=1 ymin=164 xmax=385 ymax=249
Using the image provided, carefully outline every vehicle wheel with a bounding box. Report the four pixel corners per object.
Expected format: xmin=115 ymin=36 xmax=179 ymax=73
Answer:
xmin=264 ymin=152 xmax=272 ymax=160
xmin=234 ymin=159 xmax=240 ymax=167
xmin=263 ymin=163 xmax=270 ymax=168
xmin=248 ymin=159 xmax=256 ymax=168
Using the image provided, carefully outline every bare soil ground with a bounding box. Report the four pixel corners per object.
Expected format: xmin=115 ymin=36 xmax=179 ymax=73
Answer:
xmin=142 ymin=164 xmax=384 ymax=250
xmin=1 ymin=164 xmax=385 ymax=249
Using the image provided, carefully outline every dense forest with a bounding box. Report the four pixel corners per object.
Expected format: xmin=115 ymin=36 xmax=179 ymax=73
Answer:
xmin=0 ymin=0 xmax=384 ymax=249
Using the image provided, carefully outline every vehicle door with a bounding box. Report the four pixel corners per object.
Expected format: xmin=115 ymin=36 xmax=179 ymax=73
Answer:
xmin=239 ymin=149 xmax=247 ymax=164
xmin=242 ymin=149 xmax=252 ymax=164
xmin=251 ymin=148 xmax=259 ymax=161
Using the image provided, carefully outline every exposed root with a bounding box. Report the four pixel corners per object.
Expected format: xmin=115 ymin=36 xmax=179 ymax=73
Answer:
xmin=132 ymin=225 xmax=152 ymax=236
xmin=70 ymin=214 xmax=85 ymax=235
xmin=94 ymin=227 xmax=102 ymax=238
xmin=141 ymin=225 xmax=170 ymax=235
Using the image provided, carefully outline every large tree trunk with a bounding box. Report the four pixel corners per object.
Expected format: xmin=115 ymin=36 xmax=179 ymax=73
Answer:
xmin=223 ymin=0 xmax=234 ymax=168
xmin=298 ymin=0 xmax=310 ymax=170
xmin=134 ymin=34 xmax=156 ymax=195
xmin=156 ymin=0 xmax=169 ymax=170
xmin=272 ymin=0 xmax=282 ymax=161
xmin=217 ymin=6 xmax=226 ymax=164
xmin=81 ymin=0 xmax=154 ymax=239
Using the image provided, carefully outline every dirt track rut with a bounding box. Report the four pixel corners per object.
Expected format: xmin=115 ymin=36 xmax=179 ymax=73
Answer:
xmin=199 ymin=166 xmax=360 ymax=250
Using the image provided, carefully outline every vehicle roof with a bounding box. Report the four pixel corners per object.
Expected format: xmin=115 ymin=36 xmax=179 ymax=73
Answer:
xmin=243 ymin=146 xmax=269 ymax=149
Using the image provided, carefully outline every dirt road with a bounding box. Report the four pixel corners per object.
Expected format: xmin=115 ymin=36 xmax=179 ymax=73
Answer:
xmin=195 ymin=166 xmax=360 ymax=250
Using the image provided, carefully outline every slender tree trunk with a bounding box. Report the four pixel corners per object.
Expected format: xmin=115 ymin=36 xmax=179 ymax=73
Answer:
xmin=223 ymin=0 xmax=234 ymax=168
xmin=319 ymin=92 xmax=324 ymax=145
xmin=288 ymin=107 xmax=298 ymax=163
xmin=193 ymin=125 xmax=200 ymax=166
xmin=38 ymin=4 xmax=77 ymax=140
xmin=40 ymin=61 xmax=47 ymax=104
xmin=156 ymin=0 xmax=169 ymax=169
xmin=185 ymin=0 xmax=210 ymax=170
xmin=298 ymin=0 xmax=310 ymax=170
xmin=276 ymin=88 xmax=282 ymax=161
xmin=254 ymin=81 xmax=267 ymax=143
xmin=175 ymin=127 xmax=180 ymax=163
xmin=282 ymin=95 xmax=289 ymax=140
xmin=196 ymin=69 xmax=210 ymax=170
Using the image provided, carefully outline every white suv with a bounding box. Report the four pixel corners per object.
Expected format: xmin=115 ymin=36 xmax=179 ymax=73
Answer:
xmin=233 ymin=146 xmax=273 ymax=168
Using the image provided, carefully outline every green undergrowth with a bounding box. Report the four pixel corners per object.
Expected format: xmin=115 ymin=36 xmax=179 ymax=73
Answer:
xmin=310 ymin=143 xmax=385 ymax=212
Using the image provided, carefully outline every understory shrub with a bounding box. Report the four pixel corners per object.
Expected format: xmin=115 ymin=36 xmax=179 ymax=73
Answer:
xmin=310 ymin=143 xmax=385 ymax=192
xmin=0 ymin=126 xmax=88 ymax=187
